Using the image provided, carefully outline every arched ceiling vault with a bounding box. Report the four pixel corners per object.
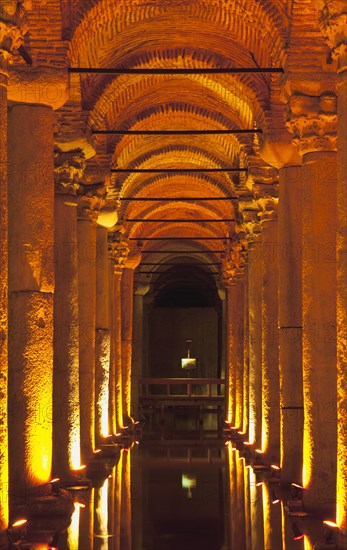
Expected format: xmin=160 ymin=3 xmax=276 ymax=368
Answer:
xmin=66 ymin=0 xmax=289 ymax=278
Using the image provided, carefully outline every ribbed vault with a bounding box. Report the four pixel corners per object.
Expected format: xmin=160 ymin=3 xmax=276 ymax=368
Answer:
xmin=66 ymin=0 xmax=289 ymax=282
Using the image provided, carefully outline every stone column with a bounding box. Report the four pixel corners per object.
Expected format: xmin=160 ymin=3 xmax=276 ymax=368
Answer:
xmin=8 ymin=103 xmax=55 ymax=490
xmin=121 ymin=252 xmax=141 ymax=423
xmin=225 ymin=282 xmax=236 ymax=426
xmin=247 ymin=234 xmax=263 ymax=448
xmin=223 ymin=242 xmax=246 ymax=430
xmin=95 ymin=225 xmax=111 ymax=444
xmin=77 ymin=185 xmax=105 ymax=463
xmin=242 ymin=270 xmax=250 ymax=436
xmin=132 ymin=281 xmax=150 ymax=421
xmin=320 ymin=2 xmax=347 ymax=534
xmin=0 ymin=53 xmax=9 ymax=533
xmin=259 ymin=198 xmax=280 ymax=464
xmin=286 ymin=93 xmax=337 ymax=515
xmin=278 ymin=164 xmax=304 ymax=484
xmin=53 ymin=149 xmax=85 ymax=478
xmin=109 ymin=235 xmax=129 ymax=432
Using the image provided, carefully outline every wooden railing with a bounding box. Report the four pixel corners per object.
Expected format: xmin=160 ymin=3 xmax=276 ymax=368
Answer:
xmin=140 ymin=378 xmax=225 ymax=400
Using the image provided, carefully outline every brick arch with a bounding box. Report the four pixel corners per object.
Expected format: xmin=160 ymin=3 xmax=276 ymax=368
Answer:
xmin=86 ymin=50 xmax=269 ymax=121
xmin=125 ymin=202 xmax=235 ymax=240
xmin=69 ymin=0 xmax=288 ymax=71
xmin=89 ymin=73 xmax=260 ymax=132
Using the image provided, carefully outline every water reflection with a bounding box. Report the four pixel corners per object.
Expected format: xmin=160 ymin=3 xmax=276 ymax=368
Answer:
xmin=11 ymin=440 xmax=334 ymax=549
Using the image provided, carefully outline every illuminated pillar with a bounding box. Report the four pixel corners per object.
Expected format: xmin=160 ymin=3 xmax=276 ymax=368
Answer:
xmin=109 ymin=235 xmax=129 ymax=432
xmin=287 ymin=93 xmax=337 ymax=515
xmin=53 ymin=149 xmax=85 ymax=477
xmin=247 ymin=233 xmax=263 ymax=448
xmin=320 ymin=4 xmax=347 ymax=534
xmin=8 ymin=104 xmax=55 ymax=488
xmin=242 ymin=270 xmax=249 ymax=436
xmin=225 ymin=282 xmax=235 ymax=425
xmin=95 ymin=225 xmax=110 ymax=443
xmin=259 ymin=198 xmax=280 ymax=464
xmin=278 ymin=164 xmax=303 ymax=484
xmin=132 ymin=281 xmax=150 ymax=420
xmin=121 ymin=252 xmax=141 ymax=423
xmin=0 ymin=56 xmax=9 ymax=531
xmin=223 ymin=240 xmax=247 ymax=429
xmin=77 ymin=185 xmax=105 ymax=463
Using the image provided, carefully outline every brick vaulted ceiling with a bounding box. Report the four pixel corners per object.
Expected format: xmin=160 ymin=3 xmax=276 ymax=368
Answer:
xmin=51 ymin=0 xmax=331 ymax=282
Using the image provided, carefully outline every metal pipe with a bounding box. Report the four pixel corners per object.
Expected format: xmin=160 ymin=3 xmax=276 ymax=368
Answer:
xmin=69 ymin=67 xmax=283 ymax=75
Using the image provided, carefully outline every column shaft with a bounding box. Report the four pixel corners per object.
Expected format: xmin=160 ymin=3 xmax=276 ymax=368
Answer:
xmin=132 ymin=292 xmax=146 ymax=421
xmin=8 ymin=104 xmax=54 ymax=489
xmin=336 ymin=64 xmax=347 ymax=532
xmin=278 ymin=165 xmax=303 ymax=484
xmin=78 ymin=211 xmax=97 ymax=462
xmin=248 ymin=238 xmax=263 ymax=447
xmin=301 ymin=152 xmax=337 ymax=514
xmin=95 ymin=226 xmax=110 ymax=443
xmin=53 ymin=187 xmax=80 ymax=476
xmin=113 ymin=271 xmax=123 ymax=431
xmin=121 ymin=268 xmax=135 ymax=422
xmin=242 ymin=274 xmax=249 ymax=436
xmin=261 ymin=214 xmax=280 ymax=463
xmin=227 ymin=281 xmax=244 ymax=429
xmin=0 ymin=71 xmax=8 ymax=529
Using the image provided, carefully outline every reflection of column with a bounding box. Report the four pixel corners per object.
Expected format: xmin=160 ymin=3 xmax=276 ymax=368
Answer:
xmin=278 ymin=165 xmax=303 ymax=484
xmin=248 ymin=235 xmax=262 ymax=448
xmin=95 ymin=225 xmax=110 ymax=443
xmin=132 ymin=281 xmax=150 ymax=420
xmin=121 ymin=252 xmax=141 ymax=422
xmin=8 ymin=104 xmax=55 ymax=489
xmin=259 ymin=199 xmax=280 ymax=464
xmin=53 ymin=149 xmax=84 ymax=477
xmin=286 ymin=93 xmax=337 ymax=514
xmin=77 ymin=185 xmax=105 ymax=463
xmin=320 ymin=4 xmax=347 ymax=533
xmin=262 ymin=483 xmax=282 ymax=550
xmin=249 ymin=469 xmax=264 ymax=550
xmin=120 ymin=450 xmax=132 ymax=549
xmin=109 ymin=236 xmax=129 ymax=432
xmin=0 ymin=56 xmax=9 ymax=531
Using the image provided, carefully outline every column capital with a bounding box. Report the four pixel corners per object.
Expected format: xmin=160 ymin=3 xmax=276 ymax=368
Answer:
xmin=77 ymin=184 xmax=106 ymax=223
xmin=0 ymin=0 xmax=30 ymax=73
xmin=108 ymin=231 xmax=130 ymax=274
xmin=54 ymin=148 xmax=86 ymax=196
xmin=320 ymin=0 xmax=347 ymax=73
xmin=221 ymin=238 xmax=247 ymax=286
xmin=285 ymin=93 xmax=337 ymax=156
xmin=257 ymin=197 xmax=279 ymax=223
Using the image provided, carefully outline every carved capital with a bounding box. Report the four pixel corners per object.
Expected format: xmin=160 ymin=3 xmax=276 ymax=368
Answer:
xmin=286 ymin=93 xmax=337 ymax=156
xmin=108 ymin=231 xmax=130 ymax=274
xmin=0 ymin=1 xmax=31 ymax=71
xmin=54 ymin=149 xmax=86 ymax=195
xmin=77 ymin=185 xmax=106 ymax=223
xmin=221 ymin=238 xmax=247 ymax=286
xmin=257 ymin=197 xmax=279 ymax=223
xmin=320 ymin=1 xmax=347 ymax=72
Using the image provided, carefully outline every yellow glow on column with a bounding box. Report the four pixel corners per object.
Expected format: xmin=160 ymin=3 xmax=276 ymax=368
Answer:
xmin=248 ymin=417 xmax=255 ymax=446
xmin=280 ymin=502 xmax=286 ymax=550
xmin=97 ymin=338 xmax=110 ymax=438
xmin=69 ymin=422 xmax=81 ymax=471
xmin=302 ymin=427 xmax=312 ymax=488
xmin=262 ymin=483 xmax=271 ymax=550
xmin=27 ymin=416 xmax=52 ymax=484
xmin=304 ymin=535 xmax=314 ymax=550
xmin=67 ymin=503 xmax=81 ymax=550
xmin=261 ymin=421 xmax=268 ymax=455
